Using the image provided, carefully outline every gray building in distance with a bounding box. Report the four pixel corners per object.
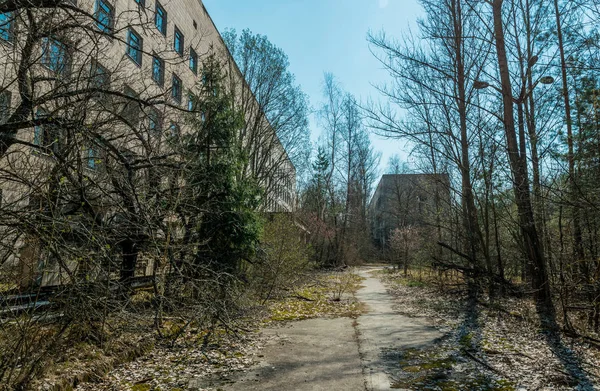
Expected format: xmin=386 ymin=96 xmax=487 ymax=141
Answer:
xmin=368 ymin=174 xmax=451 ymax=249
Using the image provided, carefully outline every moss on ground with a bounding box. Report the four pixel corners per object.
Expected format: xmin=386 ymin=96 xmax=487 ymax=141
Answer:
xmin=266 ymin=271 xmax=365 ymax=322
xmin=392 ymin=346 xmax=516 ymax=391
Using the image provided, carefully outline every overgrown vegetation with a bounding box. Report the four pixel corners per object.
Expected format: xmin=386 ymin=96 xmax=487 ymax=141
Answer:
xmin=0 ymin=4 xmax=310 ymax=385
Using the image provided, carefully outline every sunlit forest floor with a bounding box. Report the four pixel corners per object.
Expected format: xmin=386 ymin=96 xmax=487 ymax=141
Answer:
xmin=380 ymin=269 xmax=600 ymax=390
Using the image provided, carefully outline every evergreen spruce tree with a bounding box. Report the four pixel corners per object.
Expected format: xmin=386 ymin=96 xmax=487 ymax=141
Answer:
xmin=181 ymin=54 xmax=263 ymax=278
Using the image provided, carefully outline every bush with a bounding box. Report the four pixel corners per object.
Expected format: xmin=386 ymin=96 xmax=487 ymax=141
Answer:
xmin=248 ymin=214 xmax=313 ymax=303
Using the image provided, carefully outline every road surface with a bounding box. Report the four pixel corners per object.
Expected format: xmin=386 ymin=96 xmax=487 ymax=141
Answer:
xmin=194 ymin=267 xmax=442 ymax=391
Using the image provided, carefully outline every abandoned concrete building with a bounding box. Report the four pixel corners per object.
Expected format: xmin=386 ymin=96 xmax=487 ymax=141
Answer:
xmin=368 ymin=174 xmax=451 ymax=249
xmin=0 ymin=0 xmax=295 ymax=286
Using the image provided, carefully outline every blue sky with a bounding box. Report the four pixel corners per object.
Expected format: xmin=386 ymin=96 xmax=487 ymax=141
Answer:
xmin=202 ymin=0 xmax=424 ymax=174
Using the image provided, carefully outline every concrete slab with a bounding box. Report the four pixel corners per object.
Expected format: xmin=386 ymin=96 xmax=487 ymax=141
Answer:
xmin=216 ymin=317 xmax=365 ymax=391
xmin=356 ymin=268 xmax=443 ymax=390
xmin=206 ymin=267 xmax=442 ymax=391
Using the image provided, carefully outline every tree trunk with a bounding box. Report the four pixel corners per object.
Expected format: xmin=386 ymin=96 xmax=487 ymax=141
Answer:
xmin=553 ymin=0 xmax=584 ymax=262
xmin=120 ymin=239 xmax=138 ymax=293
xmin=492 ymin=0 xmax=553 ymax=311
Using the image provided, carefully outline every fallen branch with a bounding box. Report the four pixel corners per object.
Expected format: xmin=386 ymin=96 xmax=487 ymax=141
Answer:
xmin=461 ymin=349 xmax=505 ymax=376
xmin=292 ymin=294 xmax=315 ymax=302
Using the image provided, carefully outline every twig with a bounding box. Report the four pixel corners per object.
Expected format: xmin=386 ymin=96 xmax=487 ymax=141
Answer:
xmin=292 ymin=294 xmax=315 ymax=302
xmin=461 ymin=349 xmax=505 ymax=376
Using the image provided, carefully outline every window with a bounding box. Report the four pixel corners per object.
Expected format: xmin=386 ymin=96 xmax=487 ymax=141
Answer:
xmin=126 ymin=28 xmax=142 ymax=65
xmin=151 ymin=54 xmax=164 ymax=86
xmin=122 ymin=86 xmax=140 ymax=127
xmin=41 ymin=38 xmax=70 ymax=76
xmin=171 ymin=73 xmax=182 ymax=103
xmin=148 ymin=108 xmax=162 ymax=133
xmin=154 ymin=2 xmax=167 ymax=35
xmin=168 ymin=122 xmax=180 ymax=138
xmin=95 ymin=0 xmax=114 ymax=33
xmin=189 ymin=48 xmax=197 ymax=74
xmin=0 ymin=90 xmax=10 ymax=124
xmin=90 ymin=61 xmax=110 ymax=91
xmin=0 ymin=12 xmax=13 ymax=42
xmin=133 ymin=0 xmax=144 ymax=7
xmin=187 ymin=93 xmax=195 ymax=111
xmin=173 ymin=26 xmax=183 ymax=56
xmin=33 ymin=109 xmax=60 ymax=154
xmin=87 ymin=146 xmax=99 ymax=169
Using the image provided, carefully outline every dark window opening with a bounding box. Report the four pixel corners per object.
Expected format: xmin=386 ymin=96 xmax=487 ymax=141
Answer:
xmin=87 ymin=145 xmax=101 ymax=169
xmin=90 ymin=61 xmax=111 ymax=98
xmin=122 ymin=86 xmax=140 ymax=127
xmin=33 ymin=109 xmax=61 ymax=154
xmin=168 ymin=122 xmax=180 ymax=138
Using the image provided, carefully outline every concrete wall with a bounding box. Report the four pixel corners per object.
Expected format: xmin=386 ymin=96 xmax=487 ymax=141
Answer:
xmin=369 ymin=174 xmax=451 ymax=249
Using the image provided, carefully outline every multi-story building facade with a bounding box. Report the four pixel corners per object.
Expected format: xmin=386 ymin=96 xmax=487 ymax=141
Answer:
xmin=369 ymin=174 xmax=451 ymax=249
xmin=0 ymin=0 xmax=296 ymax=286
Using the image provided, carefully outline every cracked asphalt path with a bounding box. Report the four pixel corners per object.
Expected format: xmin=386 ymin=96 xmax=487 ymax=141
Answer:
xmin=213 ymin=267 xmax=442 ymax=391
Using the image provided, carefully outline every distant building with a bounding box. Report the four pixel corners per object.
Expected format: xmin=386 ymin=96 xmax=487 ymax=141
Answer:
xmin=368 ymin=174 xmax=451 ymax=249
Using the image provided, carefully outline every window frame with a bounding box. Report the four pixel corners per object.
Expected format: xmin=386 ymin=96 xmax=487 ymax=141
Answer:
xmin=173 ymin=26 xmax=184 ymax=56
xmin=168 ymin=122 xmax=180 ymax=138
xmin=90 ymin=60 xmax=111 ymax=94
xmin=0 ymin=11 xmax=14 ymax=42
xmin=122 ymin=86 xmax=140 ymax=127
xmin=86 ymin=145 xmax=101 ymax=170
xmin=33 ymin=109 xmax=60 ymax=154
xmin=151 ymin=53 xmax=164 ymax=87
xmin=41 ymin=37 xmax=71 ymax=77
xmin=148 ymin=107 xmax=163 ymax=134
xmin=154 ymin=1 xmax=167 ymax=36
xmin=95 ymin=0 xmax=114 ymax=34
xmin=187 ymin=93 xmax=195 ymax=111
xmin=189 ymin=47 xmax=198 ymax=74
xmin=171 ymin=73 xmax=182 ymax=103
xmin=126 ymin=28 xmax=143 ymax=66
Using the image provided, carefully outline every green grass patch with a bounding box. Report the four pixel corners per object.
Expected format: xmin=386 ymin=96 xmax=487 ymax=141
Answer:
xmin=265 ymin=271 xmax=365 ymax=322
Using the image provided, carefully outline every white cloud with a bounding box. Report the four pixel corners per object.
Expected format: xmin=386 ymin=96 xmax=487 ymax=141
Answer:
xmin=379 ymin=0 xmax=389 ymax=8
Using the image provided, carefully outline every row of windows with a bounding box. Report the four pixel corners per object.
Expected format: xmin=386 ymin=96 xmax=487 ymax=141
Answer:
xmin=125 ymin=25 xmax=197 ymax=72
xmin=0 ymin=3 xmax=199 ymax=78
xmin=93 ymin=0 xmax=198 ymax=72
xmin=32 ymin=107 xmax=182 ymax=167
